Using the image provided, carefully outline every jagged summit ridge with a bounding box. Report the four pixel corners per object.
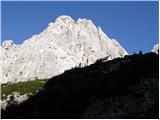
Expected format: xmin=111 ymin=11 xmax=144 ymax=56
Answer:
xmin=1 ymin=15 xmax=128 ymax=83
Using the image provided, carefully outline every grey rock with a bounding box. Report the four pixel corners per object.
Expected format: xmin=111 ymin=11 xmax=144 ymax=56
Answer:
xmin=152 ymin=44 xmax=159 ymax=54
xmin=1 ymin=15 xmax=128 ymax=83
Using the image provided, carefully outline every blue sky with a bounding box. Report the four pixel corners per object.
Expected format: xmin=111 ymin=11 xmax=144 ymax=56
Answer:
xmin=1 ymin=1 xmax=159 ymax=54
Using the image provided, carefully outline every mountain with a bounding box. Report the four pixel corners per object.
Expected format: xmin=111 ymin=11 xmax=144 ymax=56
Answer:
xmin=2 ymin=52 xmax=158 ymax=119
xmin=1 ymin=15 xmax=127 ymax=84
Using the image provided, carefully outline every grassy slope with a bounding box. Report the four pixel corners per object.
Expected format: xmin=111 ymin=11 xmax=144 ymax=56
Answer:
xmin=1 ymin=80 xmax=48 ymax=100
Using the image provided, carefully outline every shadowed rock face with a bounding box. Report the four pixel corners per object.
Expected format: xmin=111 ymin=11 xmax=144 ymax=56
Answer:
xmin=2 ymin=52 xmax=159 ymax=119
xmin=1 ymin=15 xmax=127 ymax=84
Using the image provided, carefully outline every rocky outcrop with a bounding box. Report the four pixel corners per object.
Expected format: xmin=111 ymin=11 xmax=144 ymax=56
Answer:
xmin=1 ymin=92 xmax=28 ymax=110
xmin=2 ymin=40 xmax=15 ymax=50
xmin=1 ymin=15 xmax=127 ymax=83
xmin=152 ymin=44 xmax=159 ymax=54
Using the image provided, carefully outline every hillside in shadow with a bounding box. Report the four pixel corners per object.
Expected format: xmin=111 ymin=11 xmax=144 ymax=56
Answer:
xmin=2 ymin=52 xmax=159 ymax=119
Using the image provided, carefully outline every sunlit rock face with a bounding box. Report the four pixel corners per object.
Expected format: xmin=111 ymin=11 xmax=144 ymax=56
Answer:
xmin=152 ymin=44 xmax=159 ymax=54
xmin=1 ymin=15 xmax=128 ymax=83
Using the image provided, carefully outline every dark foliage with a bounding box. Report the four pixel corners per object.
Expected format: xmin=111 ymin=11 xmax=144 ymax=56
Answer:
xmin=2 ymin=52 xmax=159 ymax=119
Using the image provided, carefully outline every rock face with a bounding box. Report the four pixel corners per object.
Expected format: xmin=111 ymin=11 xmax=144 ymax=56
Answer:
xmin=1 ymin=15 xmax=127 ymax=83
xmin=1 ymin=92 xmax=29 ymax=110
xmin=152 ymin=44 xmax=159 ymax=54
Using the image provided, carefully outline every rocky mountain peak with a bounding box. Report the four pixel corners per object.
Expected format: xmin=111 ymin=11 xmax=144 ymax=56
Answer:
xmin=55 ymin=15 xmax=75 ymax=24
xmin=1 ymin=15 xmax=128 ymax=83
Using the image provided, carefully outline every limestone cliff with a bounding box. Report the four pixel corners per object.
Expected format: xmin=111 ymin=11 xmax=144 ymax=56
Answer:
xmin=1 ymin=15 xmax=127 ymax=83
